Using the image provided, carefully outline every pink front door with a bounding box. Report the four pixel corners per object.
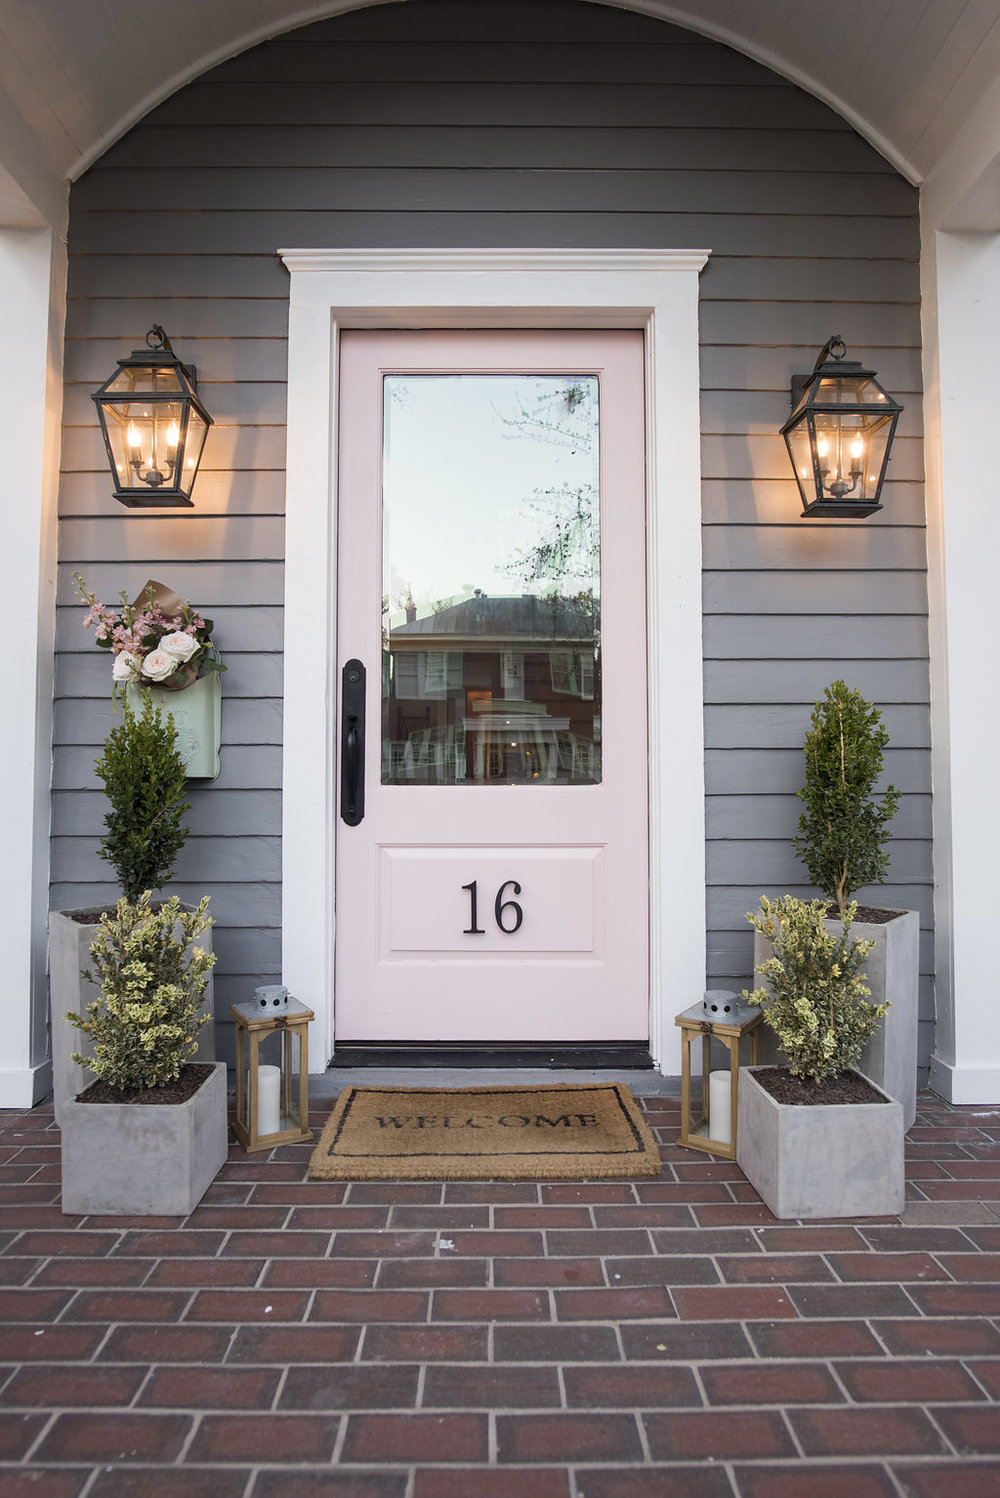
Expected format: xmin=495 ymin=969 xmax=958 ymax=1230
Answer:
xmin=335 ymin=329 xmax=649 ymax=1044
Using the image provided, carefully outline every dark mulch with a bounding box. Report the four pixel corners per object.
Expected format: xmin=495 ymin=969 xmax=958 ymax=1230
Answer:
xmin=827 ymin=904 xmax=904 ymax=923
xmin=75 ymin=1063 xmax=214 ymax=1106
xmin=753 ymin=1067 xmax=891 ymax=1106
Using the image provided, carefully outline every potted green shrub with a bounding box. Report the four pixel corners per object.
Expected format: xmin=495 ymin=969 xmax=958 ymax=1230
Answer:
xmin=737 ymin=894 xmax=905 ymax=1219
xmin=755 ymin=680 xmax=919 ymax=1128
xmin=60 ymin=893 xmax=227 ymax=1216
xmin=49 ymin=691 xmax=216 ymax=1122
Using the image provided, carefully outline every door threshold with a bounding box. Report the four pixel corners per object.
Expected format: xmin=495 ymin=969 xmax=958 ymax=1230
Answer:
xmin=329 ymin=1044 xmax=654 ymax=1070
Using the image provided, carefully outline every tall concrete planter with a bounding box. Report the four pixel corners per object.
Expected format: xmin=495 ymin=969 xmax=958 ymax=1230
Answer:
xmin=49 ymin=906 xmax=216 ymax=1125
xmin=737 ymin=1066 xmax=905 ymax=1220
xmin=60 ymin=1061 xmax=228 ymax=1217
xmin=753 ymin=907 xmax=919 ymax=1131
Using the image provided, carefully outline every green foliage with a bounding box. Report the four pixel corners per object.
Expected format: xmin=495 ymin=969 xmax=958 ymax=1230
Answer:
xmin=742 ymin=894 xmax=886 ymax=1083
xmin=792 ymin=679 xmax=900 ymax=914
xmin=94 ymin=691 xmax=191 ymax=903
xmin=68 ymin=894 xmax=216 ymax=1093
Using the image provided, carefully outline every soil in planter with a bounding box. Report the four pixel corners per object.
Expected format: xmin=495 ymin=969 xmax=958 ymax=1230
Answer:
xmin=76 ymin=1063 xmax=215 ymax=1106
xmin=825 ymin=904 xmax=904 ymax=924
xmin=754 ymin=1067 xmax=890 ymax=1106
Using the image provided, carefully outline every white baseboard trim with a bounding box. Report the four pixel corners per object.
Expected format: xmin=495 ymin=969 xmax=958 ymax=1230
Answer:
xmin=928 ymin=1054 xmax=1000 ymax=1106
xmin=0 ymin=1060 xmax=53 ymax=1110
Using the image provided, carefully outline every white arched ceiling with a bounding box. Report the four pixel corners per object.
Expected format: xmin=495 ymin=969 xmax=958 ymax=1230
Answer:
xmin=1 ymin=0 xmax=1000 ymax=214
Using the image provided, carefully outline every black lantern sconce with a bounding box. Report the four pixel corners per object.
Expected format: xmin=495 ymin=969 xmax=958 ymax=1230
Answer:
xmin=781 ymin=335 xmax=903 ymax=519
xmin=92 ymin=325 xmax=213 ymax=507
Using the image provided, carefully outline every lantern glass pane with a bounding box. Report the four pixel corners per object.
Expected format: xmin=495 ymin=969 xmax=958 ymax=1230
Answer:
xmin=783 ymin=419 xmax=818 ymax=507
xmin=180 ymin=407 xmax=209 ymax=492
xmin=812 ymin=409 xmax=894 ymax=504
xmin=101 ymin=399 xmax=188 ymax=493
xmin=103 ymin=364 xmax=189 ymax=398
xmin=814 ymin=372 xmax=893 ymax=406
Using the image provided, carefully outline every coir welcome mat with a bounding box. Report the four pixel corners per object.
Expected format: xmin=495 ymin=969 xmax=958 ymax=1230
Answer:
xmin=308 ymin=1083 xmax=662 ymax=1180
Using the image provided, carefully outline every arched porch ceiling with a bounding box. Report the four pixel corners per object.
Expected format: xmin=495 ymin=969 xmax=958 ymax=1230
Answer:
xmin=1 ymin=0 xmax=999 ymax=210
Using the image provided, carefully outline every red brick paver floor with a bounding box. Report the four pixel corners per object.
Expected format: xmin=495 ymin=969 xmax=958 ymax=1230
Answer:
xmin=2 ymin=1089 xmax=1000 ymax=1495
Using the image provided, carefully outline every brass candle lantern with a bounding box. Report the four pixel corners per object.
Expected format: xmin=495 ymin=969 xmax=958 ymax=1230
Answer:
xmin=230 ymin=989 xmax=314 ymax=1151
xmin=675 ymin=991 xmax=762 ymax=1160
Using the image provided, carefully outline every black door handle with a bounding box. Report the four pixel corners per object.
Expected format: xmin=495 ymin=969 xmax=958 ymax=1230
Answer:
xmin=340 ymin=659 xmax=366 ymax=825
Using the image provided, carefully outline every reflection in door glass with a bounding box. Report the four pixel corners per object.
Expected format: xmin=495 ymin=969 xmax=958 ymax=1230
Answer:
xmin=382 ymin=374 xmax=601 ymax=785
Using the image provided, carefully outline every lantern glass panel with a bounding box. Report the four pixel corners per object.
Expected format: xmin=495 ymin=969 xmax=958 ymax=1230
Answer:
xmin=100 ymin=399 xmax=188 ymax=493
xmin=103 ymin=364 xmax=189 ymax=398
xmin=808 ymin=409 xmax=894 ymax=506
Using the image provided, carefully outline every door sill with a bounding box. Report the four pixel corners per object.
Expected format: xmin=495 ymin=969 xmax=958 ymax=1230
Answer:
xmin=328 ymin=1043 xmax=654 ymax=1070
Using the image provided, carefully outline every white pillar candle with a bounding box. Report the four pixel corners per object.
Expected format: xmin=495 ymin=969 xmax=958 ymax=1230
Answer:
xmin=257 ymin=1064 xmax=282 ymax=1135
xmin=708 ymin=1069 xmax=732 ymax=1144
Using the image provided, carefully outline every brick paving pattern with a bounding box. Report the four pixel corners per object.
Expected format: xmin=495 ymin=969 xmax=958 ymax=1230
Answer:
xmin=1 ymin=1089 xmax=999 ymax=1494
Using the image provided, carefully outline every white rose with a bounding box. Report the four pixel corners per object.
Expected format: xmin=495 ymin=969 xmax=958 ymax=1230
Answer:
xmin=141 ymin=649 xmax=178 ymax=682
xmin=111 ymin=651 xmax=141 ymax=681
xmin=160 ymin=630 xmax=199 ymax=662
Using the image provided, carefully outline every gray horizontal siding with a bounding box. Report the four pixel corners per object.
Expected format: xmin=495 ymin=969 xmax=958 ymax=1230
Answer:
xmin=57 ymin=0 xmax=928 ymax=1072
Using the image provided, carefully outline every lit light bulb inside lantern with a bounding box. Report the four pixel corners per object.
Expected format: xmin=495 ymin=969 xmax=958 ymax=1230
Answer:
xmin=165 ymin=420 xmax=180 ymax=448
xmin=850 ymin=433 xmax=865 ymax=462
xmin=126 ymin=421 xmax=142 ymax=452
xmin=816 ymin=434 xmax=829 ymax=462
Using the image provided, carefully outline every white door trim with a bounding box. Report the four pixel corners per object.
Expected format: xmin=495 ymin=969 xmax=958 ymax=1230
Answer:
xmin=279 ymin=247 xmax=710 ymax=1075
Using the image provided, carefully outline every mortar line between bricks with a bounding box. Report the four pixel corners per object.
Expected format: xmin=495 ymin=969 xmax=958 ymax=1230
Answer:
xmin=136 ymin=1255 xmax=160 ymax=1290
xmin=176 ymin=1407 xmax=203 ymax=1464
xmin=414 ymin=1360 xmax=427 ymax=1409
xmin=634 ymin=1407 xmax=654 ymax=1464
xmin=18 ymin=1406 xmax=58 ymax=1465
xmin=924 ymin=1402 xmax=960 ymax=1456
xmin=76 ymin=1464 xmax=105 ymax=1498
xmin=488 ymin=1407 xmax=498 ymax=1464
xmin=130 ymin=1362 xmax=157 ymax=1410
xmin=270 ymin=1362 xmax=291 ymax=1412
xmin=220 ymin=1322 xmax=241 ymax=1364
xmin=329 ymin=1409 xmax=349 ymax=1466
xmin=883 ymin=1460 xmax=911 ymax=1498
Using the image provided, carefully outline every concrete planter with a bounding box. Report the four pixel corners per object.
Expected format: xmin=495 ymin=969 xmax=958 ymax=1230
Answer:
xmin=753 ymin=907 xmax=919 ymax=1131
xmin=736 ymin=1066 xmax=905 ymax=1220
xmin=49 ymin=906 xmax=216 ymax=1126
xmin=60 ymin=1061 xmax=228 ymax=1217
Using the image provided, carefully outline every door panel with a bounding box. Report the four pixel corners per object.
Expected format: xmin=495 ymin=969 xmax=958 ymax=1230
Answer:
xmin=335 ymin=329 xmax=648 ymax=1043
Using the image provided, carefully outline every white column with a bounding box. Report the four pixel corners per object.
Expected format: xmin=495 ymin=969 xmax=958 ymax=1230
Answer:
xmin=0 ymin=226 xmax=66 ymax=1106
xmin=924 ymin=227 xmax=1000 ymax=1103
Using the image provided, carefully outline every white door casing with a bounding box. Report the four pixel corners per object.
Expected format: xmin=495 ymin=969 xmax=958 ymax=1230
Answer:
xmin=280 ymin=248 xmax=709 ymax=1074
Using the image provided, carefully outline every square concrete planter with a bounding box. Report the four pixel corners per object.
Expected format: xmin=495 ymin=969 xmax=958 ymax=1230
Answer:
xmin=49 ymin=906 xmax=216 ymax=1126
xmin=736 ymin=1066 xmax=905 ymax=1220
xmin=60 ymin=1061 xmax=228 ymax=1217
xmin=754 ymin=907 xmax=919 ymax=1131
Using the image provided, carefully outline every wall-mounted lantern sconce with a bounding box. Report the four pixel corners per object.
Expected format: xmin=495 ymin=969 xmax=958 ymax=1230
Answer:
xmin=781 ymin=335 xmax=903 ymax=519
xmin=92 ymin=325 xmax=213 ymax=508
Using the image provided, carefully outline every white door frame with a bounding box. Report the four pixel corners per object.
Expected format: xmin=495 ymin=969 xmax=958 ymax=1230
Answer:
xmin=279 ymin=247 xmax=709 ymax=1075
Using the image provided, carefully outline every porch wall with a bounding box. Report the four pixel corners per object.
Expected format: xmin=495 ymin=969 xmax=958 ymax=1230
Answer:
xmin=52 ymin=0 xmax=928 ymax=1070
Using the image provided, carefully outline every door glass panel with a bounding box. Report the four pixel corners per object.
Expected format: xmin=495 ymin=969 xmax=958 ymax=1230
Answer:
xmin=382 ymin=373 xmax=601 ymax=785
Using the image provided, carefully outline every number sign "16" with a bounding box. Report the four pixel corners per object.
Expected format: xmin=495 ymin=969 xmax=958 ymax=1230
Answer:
xmin=462 ymin=880 xmax=523 ymax=935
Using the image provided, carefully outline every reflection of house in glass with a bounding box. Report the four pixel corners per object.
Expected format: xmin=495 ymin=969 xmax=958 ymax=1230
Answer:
xmin=383 ymin=593 xmax=601 ymax=786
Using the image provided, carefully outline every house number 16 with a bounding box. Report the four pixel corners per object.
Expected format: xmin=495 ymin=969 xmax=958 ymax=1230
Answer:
xmin=462 ymin=879 xmax=523 ymax=935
